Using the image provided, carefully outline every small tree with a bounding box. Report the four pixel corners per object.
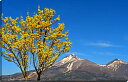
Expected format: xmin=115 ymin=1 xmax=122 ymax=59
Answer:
xmin=1 ymin=16 xmax=30 ymax=80
xmin=28 ymin=7 xmax=72 ymax=81
xmin=1 ymin=6 xmax=72 ymax=81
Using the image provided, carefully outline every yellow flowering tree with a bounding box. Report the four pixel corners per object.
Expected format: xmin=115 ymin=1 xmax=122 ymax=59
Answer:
xmin=1 ymin=6 xmax=72 ymax=81
xmin=1 ymin=17 xmax=30 ymax=80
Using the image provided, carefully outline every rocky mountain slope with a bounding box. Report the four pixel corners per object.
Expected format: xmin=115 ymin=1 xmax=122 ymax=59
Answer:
xmin=2 ymin=54 xmax=128 ymax=81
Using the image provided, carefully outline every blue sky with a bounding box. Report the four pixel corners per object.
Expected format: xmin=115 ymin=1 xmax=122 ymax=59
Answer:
xmin=2 ymin=0 xmax=128 ymax=75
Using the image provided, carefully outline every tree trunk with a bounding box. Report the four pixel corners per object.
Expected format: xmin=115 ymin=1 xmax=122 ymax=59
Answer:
xmin=22 ymin=71 xmax=28 ymax=81
xmin=37 ymin=73 xmax=41 ymax=81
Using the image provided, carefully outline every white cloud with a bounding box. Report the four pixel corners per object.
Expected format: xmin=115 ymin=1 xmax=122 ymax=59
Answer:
xmin=86 ymin=42 xmax=114 ymax=47
xmin=93 ymin=52 xmax=120 ymax=56
xmin=93 ymin=52 xmax=128 ymax=57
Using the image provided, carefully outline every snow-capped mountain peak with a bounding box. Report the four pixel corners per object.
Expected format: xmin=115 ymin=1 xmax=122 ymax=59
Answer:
xmin=53 ymin=54 xmax=80 ymax=66
xmin=107 ymin=59 xmax=127 ymax=66
xmin=101 ymin=59 xmax=128 ymax=71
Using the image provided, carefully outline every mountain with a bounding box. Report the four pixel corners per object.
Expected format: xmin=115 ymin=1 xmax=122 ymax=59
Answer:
xmin=2 ymin=54 xmax=128 ymax=81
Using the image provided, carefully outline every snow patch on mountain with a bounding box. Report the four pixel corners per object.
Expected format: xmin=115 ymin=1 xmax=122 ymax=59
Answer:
xmin=66 ymin=62 xmax=74 ymax=72
xmin=53 ymin=54 xmax=80 ymax=66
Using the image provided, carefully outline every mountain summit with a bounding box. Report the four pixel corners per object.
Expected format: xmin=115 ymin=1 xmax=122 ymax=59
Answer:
xmin=105 ymin=59 xmax=128 ymax=72
xmin=53 ymin=54 xmax=80 ymax=66
xmin=107 ymin=59 xmax=127 ymax=65
xmin=2 ymin=54 xmax=128 ymax=81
